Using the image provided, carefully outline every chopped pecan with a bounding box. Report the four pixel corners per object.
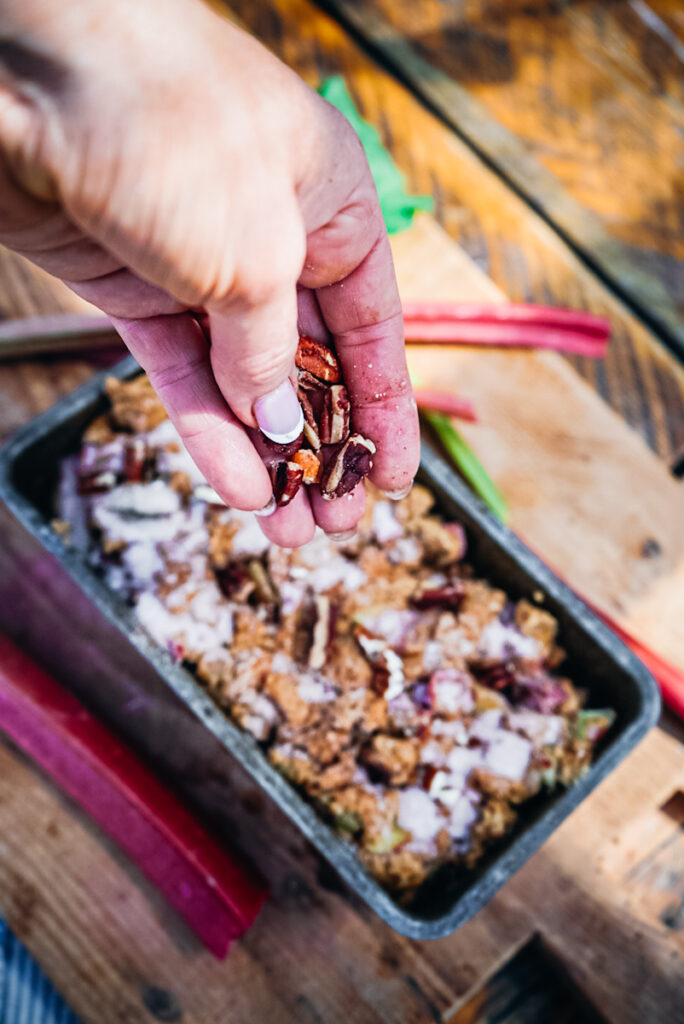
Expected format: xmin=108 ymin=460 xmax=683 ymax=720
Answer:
xmin=294 ymin=592 xmax=331 ymax=670
xmin=514 ymin=599 xmax=558 ymax=657
xmin=260 ymin=432 xmax=303 ymax=461
xmin=248 ymin=559 xmax=278 ymax=604
xmin=169 ymin=470 xmax=193 ymax=496
xmin=293 ymin=448 xmax=321 ymax=484
xmin=410 ymin=517 xmax=466 ymax=567
xmin=410 ymin=581 xmax=465 ymax=612
xmin=309 ymin=595 xmax=331 ymax=670
xmin=105 ymin=375 xmax=167 ymax=433
xmin=320 ymin=384 xmax=351 ymax=445
xmin=297 ymin=369 xmax=327 ymax=391
xmin=214 ymin=562 xmax=253 ymax=601
xmin=321 ymin=434 xmax=376 ymax=499
xmin=360 ymin=735 xmax=418 ymax=786
xmin=271 ymin=460 xmax=303 ymax=507
xmin=297 ymin=388 xmax=321 ymax=451
xmin=296 ymin=335 xmax=341 ymax=384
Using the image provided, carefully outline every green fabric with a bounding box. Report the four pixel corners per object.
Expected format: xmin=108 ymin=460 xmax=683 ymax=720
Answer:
xmin=318 ymin=76 xmax=433 ymax=234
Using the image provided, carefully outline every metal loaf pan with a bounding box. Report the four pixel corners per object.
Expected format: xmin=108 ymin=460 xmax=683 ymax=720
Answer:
xmin=0 ymin=357 xmax=660 ymax=939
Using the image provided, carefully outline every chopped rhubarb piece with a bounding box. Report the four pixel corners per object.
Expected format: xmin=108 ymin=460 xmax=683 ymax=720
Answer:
xmin=411 ymin=581 xmax=465 ymax=612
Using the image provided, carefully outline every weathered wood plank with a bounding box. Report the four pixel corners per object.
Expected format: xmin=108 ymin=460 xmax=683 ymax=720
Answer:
xmin=1 ymin=724 xmax=681 ymax=1024
xmin=224 ymin=0 xmax=684 ymax=463
xmin=316 ymin=0 xmax=684 ymax=352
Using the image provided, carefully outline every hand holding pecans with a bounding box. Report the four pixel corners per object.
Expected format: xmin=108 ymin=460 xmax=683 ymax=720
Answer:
xmin=0 ymin=0 xmax=420 ymax=547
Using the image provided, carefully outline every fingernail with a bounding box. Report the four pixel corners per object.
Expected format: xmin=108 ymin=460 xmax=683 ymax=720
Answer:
xmin=254 ymin=496 xmax=277 ymax=517
xmin=383 ymin=483 xmax=413 ymax=501
xmin=327 ymin=528 xmax=357 ymax=542
xmin=254 ymin=380 xmax=304 ymax=444
xmin=193 ymin=484 xmax=227 ymax=506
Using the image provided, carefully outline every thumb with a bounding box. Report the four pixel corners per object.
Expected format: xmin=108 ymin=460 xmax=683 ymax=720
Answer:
xmin=208 ymin=286 xmax=305 ymax=449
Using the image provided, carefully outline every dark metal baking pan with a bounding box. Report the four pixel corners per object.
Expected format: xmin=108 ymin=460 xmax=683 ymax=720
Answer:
xmin=0 ymin=356 xmax=660 ymax=939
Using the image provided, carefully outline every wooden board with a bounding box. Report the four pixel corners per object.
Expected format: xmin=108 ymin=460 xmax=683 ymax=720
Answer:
xmin=317 ymin=0 xmax=684 ymax=350
xmin=225 ymin=0 xmax=684 ymax=464
xmin=1 ymin=717 xmax=682 ymax=1024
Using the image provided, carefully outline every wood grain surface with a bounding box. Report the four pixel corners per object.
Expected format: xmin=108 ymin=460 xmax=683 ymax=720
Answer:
xmin=0 ymin=0 xmax=682 ymax=1021
xmin=316 ymin=0 xmax=684 ymax=352
xmin=229 ymin=0 xmax=684 ymax=465
xmin=1 ymin=718 xmax=682 ymax=1024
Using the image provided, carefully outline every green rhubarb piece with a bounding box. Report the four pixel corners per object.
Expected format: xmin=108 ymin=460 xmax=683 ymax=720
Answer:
xmin=364 ymin=822 xmax=408 ymax=854
xmin=424 ymin=411 xmax=509 ymax=523
xmin=573 ymin=708 xmax=616 ymax=742
xmin=335 ymin=811 xmax=363 ymax=835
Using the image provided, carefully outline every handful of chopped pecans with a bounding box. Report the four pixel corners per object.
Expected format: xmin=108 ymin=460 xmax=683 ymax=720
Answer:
xmin=268 ymin=336 xmax=376 ymax=507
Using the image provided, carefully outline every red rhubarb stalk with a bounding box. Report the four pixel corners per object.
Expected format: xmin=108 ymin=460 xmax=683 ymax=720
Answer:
xmin=0 ymin=631 xmax=265 ymax=957
xmin=402 ymin=301 xmax=610 ymax=337
xmin=404 ymin=320 xmax=608 ymax=356
xmin=413 ymin=388 xmax=477 ymax=421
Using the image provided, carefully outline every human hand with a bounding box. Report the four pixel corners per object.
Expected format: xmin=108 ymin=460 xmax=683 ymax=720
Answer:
xmin=0 ymin=0 xmax=419 ymax=546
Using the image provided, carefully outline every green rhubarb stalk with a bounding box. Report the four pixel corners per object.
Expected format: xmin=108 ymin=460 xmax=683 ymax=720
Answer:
xmin=425 ymin=411 xmax=509 ymax=523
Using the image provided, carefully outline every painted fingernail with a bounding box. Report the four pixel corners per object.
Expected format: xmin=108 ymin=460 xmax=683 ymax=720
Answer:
xmin=383 ymin=483 xmax=413 ymax=501
xmin=327 ymin=528 xmax=357 ymax=542
xmin=254 ymin=380 xmax=304 ymax=444
xmin=193 ymin=484 xmax=226 ymax=506
xmin=254 ymin=496 xmax=277 ymax=517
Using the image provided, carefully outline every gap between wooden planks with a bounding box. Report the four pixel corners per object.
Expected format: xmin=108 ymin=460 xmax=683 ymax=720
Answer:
xmin=393 ymin=215 xmax=684 ymax=673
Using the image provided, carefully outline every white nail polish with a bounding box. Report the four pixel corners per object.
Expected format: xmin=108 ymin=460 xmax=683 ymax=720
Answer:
xmin=193 ymin=484 xmax=226 ymax=506
xmin=254 ymin=380 xmax=304 ymax=444
xmin=254 ymin=496 xmax=277 ymax=517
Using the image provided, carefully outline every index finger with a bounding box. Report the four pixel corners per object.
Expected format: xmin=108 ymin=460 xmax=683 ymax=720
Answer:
xmin=315 ymin=227 xmax=420 ymax=496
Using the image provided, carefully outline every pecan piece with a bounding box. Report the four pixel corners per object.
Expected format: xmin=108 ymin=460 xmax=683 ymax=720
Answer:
xmin=294 ymin=592 xmax=332 ymax=670
xmin=214 ymin=562 xmax=253 ymax=601
xmin=297 ymin=369 xmax=327 ymax=391
xmin=297 ymin=387 xmax=321 ymax=451
xmin=321 ymin=434 xmax=376 ymax=499
xmin=271 ymin=460 xmax=303 ymax=507
xmin=296 ymin=335 xmax=341 ymax=384
xmin=320 ymin=384 xmax=351 ymax=445
xmin=293 ymin=449 xmax=321 ymax=484
xmin=360 ymin=735 xmax=418 ymax=786
xmin=248 ymin=559 xmax=278 ymax=604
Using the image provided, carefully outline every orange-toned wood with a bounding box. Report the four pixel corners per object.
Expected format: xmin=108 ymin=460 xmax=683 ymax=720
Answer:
xmin=318 ymin=0 xmax=684 ymax=350
xmin=1 ymin=719 xmax=681 ymax=1023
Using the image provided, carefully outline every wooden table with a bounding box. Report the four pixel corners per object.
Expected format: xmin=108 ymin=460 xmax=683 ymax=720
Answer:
xmin=0 ymin=1 xmax=683 ymax=1021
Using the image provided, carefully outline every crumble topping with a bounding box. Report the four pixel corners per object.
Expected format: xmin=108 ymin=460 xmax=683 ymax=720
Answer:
xmin=56 ymin=375 xmax=615 ymax=894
